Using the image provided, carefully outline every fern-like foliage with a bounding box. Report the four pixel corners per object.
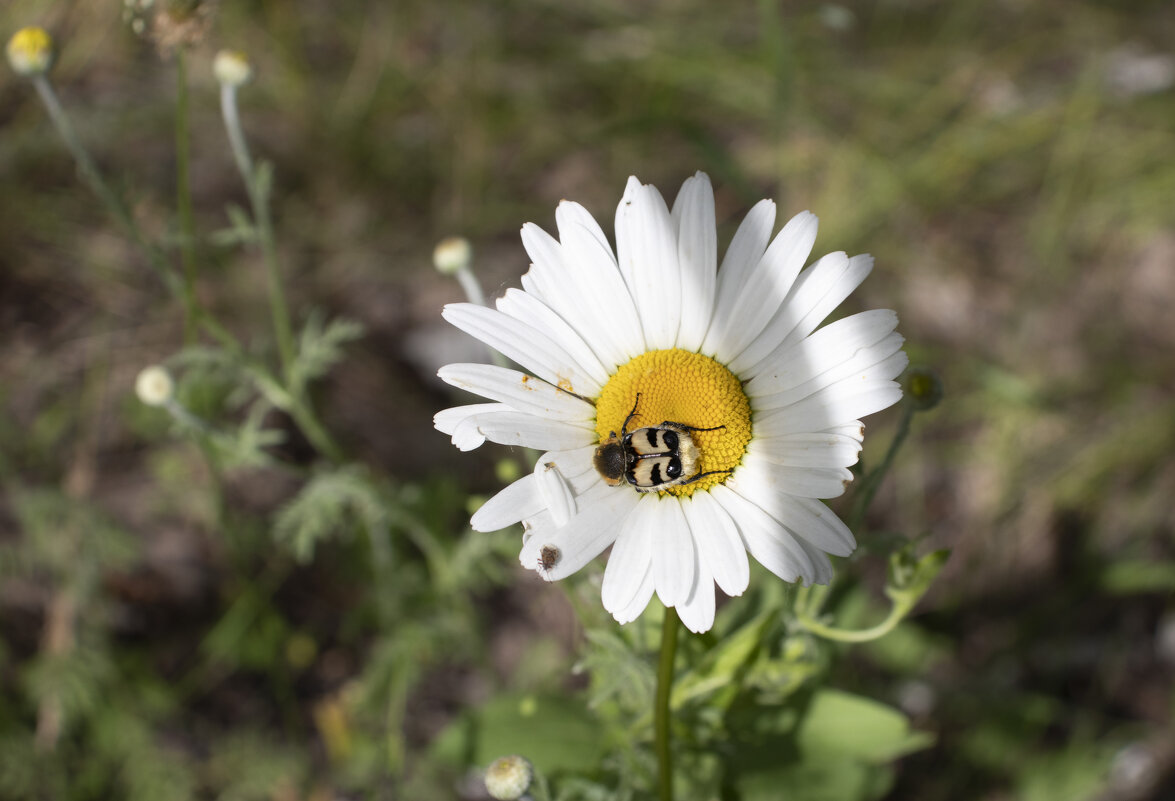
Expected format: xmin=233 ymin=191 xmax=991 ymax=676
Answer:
xmin=288 ymin=311 xmax=364 ymax=397
xmin=272 ymin=464 xmax=388 ymax=563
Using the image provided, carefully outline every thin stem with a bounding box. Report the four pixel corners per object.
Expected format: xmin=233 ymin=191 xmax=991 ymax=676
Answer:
xmin=175 ymin=50 xmax=199 ymax=343
xmin=33 ymin=77 xmax=180 ymax=292
xmin=220 ymin=83 xmax=296 ymax=381
xmin=848 ymin=402 xmax=915 ymax=531
xmin=655 ymin=606 xmax=680 ymax=801
xmin=795 ymin=593 xmax=914 ymax=644
xmin=30 ymin=74 xmax=241 ymax=353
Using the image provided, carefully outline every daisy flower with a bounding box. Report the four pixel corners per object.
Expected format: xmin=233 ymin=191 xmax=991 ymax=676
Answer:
xmin=435 ymin=172 xmax=906 ymax=634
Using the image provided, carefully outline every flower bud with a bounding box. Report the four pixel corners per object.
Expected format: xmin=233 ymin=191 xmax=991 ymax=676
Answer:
xmin=135 ymin=365 xmax=175 ymax=407
xmin=213 ymin=49 xmax=252 ymax=87
xmin=484 ymin=755 xmax=533 ymax=800
xmin=903 ymin=366 xmax=943 ymax=412
xmin=433 ymin=236 xmax=473 ymax=276
xmin=7 ymin=26 xmax=53 ymax=77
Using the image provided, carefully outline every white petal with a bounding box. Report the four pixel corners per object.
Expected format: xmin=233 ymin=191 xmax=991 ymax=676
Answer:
xmin=675 ymin=542 xmax=715 ymax=634
xmin=652 ymin=496 xmax=697 ymax=609
xmin=438 ymin=363 xmax=597 ymax=421
xmin=824 ymin=421 xmax=866 ymax=442
xmin=794 ymin=537 xmax=834 ymax=586
xmin=601 ymin=502 xmax=656 ymax=614
xmin=471 ymin=474 xmax=540 ymax=532
xmin=774 ymin=253 xmax=876 ymax=355
xmin=726 ymin=456 xmax=856 ymax=555
xmin=611 ymin=561 xmax=656 ymax=625
xmin=495 ymin=289 xmax=612 ymax=386
xmin=554 ymin=202 xmax=647 ymax=363
xmin=520 ymin=223 xmax=621 ymax=371
xmin=615 ymin=176 xmax=681 ymax=349
xmin=459 ymin=410 xmax=596 ymax=451
xmin=540 ymin=444 xmax=609 ymax=495
xmin=711 ymin=484 xmax=816 ymax=584
xmin=681 ymin=491 xmax=750 ymax=597
xmin=704 ymin=211 xmax=817 ymax=361
xmin=442 ymin=303 xmax=601 ymax=397
xmin=704 ymin=199 xmax=776 ymax=354
xmin=435 ymin=402 xmax=507 ymax=450
xmin=745 ymin=309 xmax=902 ymax=401
xmin=434 ymin=402 xmax=503 ymax=436
xmin=519 ymin=484 xmax=641 ymax=579
xmin=730 ymin=447 xmax=853 ymax=500
xmin=753 ymin=342 xmax=908 ymax=414
xmin=754 ymin=379 xmax=904 ymax=438
xmin=748 ymin=432 xmax=863 ymax=470
xmin=729 ymin=251 xmax=846 ymax=376
xmin=535 ymin=459 xmax=576 ymax=527
xmin=670 ymin=172 xmax=717 ymax=352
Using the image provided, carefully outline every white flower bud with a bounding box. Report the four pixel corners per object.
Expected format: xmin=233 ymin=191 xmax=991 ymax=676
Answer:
xmin=433 ymin=236 xmax=473 ymax=276
xmin=7 ymin=26 xmax=53 ymax=77
xmin=484 ymin=755 xmax=533 ymax=800
xmin=135 ymin=365 xmax=175 ymax=407
xmin=213 ymin=49 xmax=252 ymax=87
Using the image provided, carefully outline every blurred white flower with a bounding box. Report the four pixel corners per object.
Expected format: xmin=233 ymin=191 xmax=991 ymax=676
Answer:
xmin=135 ymin=365 xmax=175 ymax=407
xmin=213 ymin=49 xmax=252 ymax=87
xmin=484 ymin=755 xmax=533 ymax=800
xmin=436 ymin=172 xmax=906 ymax=633
xmin=433 ymin=236 xmax=473 ymax=276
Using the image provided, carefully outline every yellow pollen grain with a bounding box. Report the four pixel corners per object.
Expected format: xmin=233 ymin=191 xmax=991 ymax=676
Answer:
xmin=595 ymin=349 xmax=752 ymax=496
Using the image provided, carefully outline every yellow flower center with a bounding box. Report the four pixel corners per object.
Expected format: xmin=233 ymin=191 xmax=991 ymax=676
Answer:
xmin=595 ymin=349 xmax=751 ymax=497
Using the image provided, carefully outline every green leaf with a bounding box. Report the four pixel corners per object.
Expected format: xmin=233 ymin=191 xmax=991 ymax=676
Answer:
xmin=1101 ymin=559 xmax=1175 ymax=594
xmin=430 ymin=692 xmax=606 ymax=775
xmin=288 ymin=311 xmax=365 ymax=395
xmin=272 ymin=465 xmax=388 ymax=562
xmin=737 ymin=758 xmax=891 ymax=801
xmin=797 ymin=690 xmax=934 ymax=763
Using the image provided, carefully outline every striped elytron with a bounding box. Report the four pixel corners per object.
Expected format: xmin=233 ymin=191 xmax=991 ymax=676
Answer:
xmin=592 ymin=394 xmax=733 ymax=492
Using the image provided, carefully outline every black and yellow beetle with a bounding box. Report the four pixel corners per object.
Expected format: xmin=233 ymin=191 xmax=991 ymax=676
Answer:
xmin=593 ymin=394 xmax=732 ymax=492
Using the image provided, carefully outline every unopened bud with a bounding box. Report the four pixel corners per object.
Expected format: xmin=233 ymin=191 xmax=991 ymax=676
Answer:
xmin=7 ymin=26 xmax=53 ymax=77
xmin=903 ymin=366 xmax=943 ymax=412
xmin=135 ymin=365 xmax=175 ymax=407
xmin=433 ymin=236 xmax=472 ymax=276
xmin=485 ymin=755 xmax=533 ymax=800
xmin=213 ymin=49 xmax=252 ymax=87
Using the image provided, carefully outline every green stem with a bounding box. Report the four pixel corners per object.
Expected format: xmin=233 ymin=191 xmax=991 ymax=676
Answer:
xmin=795 ymin=589 xmax=914 ymax=643
xmin=33 ymin=77 xmax=184 ymax=296
xmin=220 ymin=83 xmax=296 ymax=382
xmin=175 ymin=50 xmax=199 ymax=343
xmin=655 ymin=606 xmax=680 ymax=801
xmin=847 ymin=402 xmax=914 ymax=531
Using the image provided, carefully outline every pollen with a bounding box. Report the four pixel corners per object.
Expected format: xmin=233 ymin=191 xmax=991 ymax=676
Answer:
xmin=595 ymin=349 xmax=752 ymax=496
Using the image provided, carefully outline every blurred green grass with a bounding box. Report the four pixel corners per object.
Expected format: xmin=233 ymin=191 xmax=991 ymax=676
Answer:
xmin=2 ymin=0 xmax=1174 ymax=799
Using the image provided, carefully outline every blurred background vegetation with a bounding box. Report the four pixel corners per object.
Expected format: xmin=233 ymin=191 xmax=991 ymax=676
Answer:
xmin=1 ymin=0 xmax=1173 ymax=799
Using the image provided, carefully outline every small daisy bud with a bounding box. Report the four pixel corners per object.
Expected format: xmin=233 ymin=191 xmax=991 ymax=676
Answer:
xmin=213 ymin=49 xmax=252 ymax=87
xmin=135 ymin=365 xmax=175 ymax=407
xmin=7 ymin=26 xmax=54 ymax=77
xmin=903 ymin=366 xmax=943 ymax=411
xmin=433 ymin=236 xmax=473 ymax=276
xmin=484 ymin=755 xmax=533 ymax=801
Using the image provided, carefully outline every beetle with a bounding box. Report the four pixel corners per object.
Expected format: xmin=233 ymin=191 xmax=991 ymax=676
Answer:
xmin=593 ymin=393 xmax=732 ymax=492
xmin=537 ymin=544 xmax=560 ymax=579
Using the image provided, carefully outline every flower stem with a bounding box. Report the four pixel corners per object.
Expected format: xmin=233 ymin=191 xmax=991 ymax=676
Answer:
xmin=175 ymin=50 xmax=199 ymax=343
xmin=220 ymin=82 xmax=296 ymax=382
xmin=795 ymin=586 xmax=914 ymax=643
xmin=848 ymin=401 xmax=914 ymax=531
xmin=655 ymin=605 xmax=680 ymax=801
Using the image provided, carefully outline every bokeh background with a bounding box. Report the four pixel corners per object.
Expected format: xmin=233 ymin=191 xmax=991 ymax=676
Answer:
xmin=1 ymin=0 xmax=1173 ymax=799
